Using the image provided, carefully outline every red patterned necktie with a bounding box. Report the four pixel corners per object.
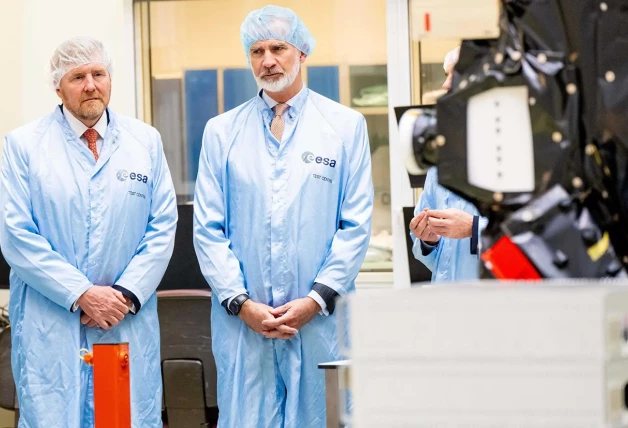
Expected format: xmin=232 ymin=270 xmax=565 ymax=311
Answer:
xmin=83 ymin=128 xmax=99 ymax=161
xmin=271 ymin=103 xmax=289 ymax=141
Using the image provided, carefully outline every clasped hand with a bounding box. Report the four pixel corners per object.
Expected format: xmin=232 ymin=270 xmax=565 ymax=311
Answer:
xmin=78 ymin=286 xmax=130 ymax=330
xmin=239 ymin=297 xmax=321 ymax=340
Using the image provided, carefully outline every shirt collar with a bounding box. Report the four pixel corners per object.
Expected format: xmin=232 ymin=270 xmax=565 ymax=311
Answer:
xmin=261 ymin=87 xmax=300 ymax=109
xmin=62 ymin=106 xmax=108 ymax=140
xmin=257 ymin=84 xmax=308 ymax=119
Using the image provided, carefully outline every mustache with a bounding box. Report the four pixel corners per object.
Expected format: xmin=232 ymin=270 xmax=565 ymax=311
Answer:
xmin=259 ymin=68 xmax=284 ymax=77
xmin=81 ymin=91 xmax=103 ymax=102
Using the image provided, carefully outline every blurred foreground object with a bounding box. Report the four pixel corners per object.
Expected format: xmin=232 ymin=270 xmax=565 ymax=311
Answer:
xmin=349 ymin=283 xmax=628 ymax=427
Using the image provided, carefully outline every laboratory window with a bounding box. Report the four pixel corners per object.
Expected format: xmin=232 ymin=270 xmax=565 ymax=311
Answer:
xmin=134 ymin=0 xmax=392 ymax=272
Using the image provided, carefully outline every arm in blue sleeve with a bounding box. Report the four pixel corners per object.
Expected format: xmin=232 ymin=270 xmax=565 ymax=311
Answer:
xmin=419 ymin=240 xmax=439 ymax=256
xmin=114 ymin=130 xmax=178 ymax=311
xmin=313 ymin=116 xmax=374 ymax=297
xmin=0 ymin=135 xmax=93 ymax=310
xmin=410 ymin=167 xmax=441 ymax=272
xmin=193 ymin=121 xmax=248 ymax=304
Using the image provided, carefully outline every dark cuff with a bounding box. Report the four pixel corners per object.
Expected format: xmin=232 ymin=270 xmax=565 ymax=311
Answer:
xmin=221 ymin=297 xmax=230 ymax=313
xmin=312 ymin=283 xmax=340 ymax=315
xmin=470 ymin=215 xmax=480 ymax=255
xmin=112 ymin=285 xmax=141 ymax=314
xmin=420 ymin=240 xmax=437 ymax=256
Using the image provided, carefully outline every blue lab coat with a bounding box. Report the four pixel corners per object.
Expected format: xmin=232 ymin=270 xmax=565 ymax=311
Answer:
xmin=0 ymin=106 xmax=177 ymax=427
xmin=194 ymin=88 xmax=373 ymax=427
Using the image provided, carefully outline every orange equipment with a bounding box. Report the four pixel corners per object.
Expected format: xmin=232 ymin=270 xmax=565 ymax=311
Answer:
xmin=81 ymin=343 xmax=131 ymax=428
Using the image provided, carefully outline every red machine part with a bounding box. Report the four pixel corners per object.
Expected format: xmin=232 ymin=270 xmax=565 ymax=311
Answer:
xmin=481 ymin=235 xmax=542 ymax=280
xmin=82 ymin=343 xmax=131 ymax=428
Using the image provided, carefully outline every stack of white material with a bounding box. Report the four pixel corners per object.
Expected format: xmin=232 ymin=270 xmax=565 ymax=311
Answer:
xmin=348 ymin=282 xmax=628 ymax=428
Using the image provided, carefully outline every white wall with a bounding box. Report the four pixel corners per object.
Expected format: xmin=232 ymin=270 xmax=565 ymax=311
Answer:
xmin=0 ymin=1 xmax=24 ymax=145
xmin=0 ymin=0 xmax=137 ymax=145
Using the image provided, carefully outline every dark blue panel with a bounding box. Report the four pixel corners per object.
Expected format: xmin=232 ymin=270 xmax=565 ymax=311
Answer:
xmin=307 ymin=66 xmax=339 ymax=102
xmin=223 ymin=68 xmax=258 ymax=111
xmin=184 ymin=69 xmax=218 ymax=183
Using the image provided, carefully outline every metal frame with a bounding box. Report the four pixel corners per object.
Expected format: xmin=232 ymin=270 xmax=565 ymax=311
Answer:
xmin=387 ymin=0 xmax=415 ymax=290
xmin=324 ymin=369 xmax=340 ymax=428
xmin=319 ymin=360 xmax=352 ymax=428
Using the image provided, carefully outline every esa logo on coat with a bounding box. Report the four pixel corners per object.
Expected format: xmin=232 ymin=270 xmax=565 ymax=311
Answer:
xmin=116 ymin=169 xmax=149 ymax=183
xmin=301 ymin=151 xmax=336 ymax=168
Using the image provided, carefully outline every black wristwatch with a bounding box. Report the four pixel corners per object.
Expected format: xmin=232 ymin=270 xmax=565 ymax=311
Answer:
xmin=224 ymin=293 xmax=250 ymax=316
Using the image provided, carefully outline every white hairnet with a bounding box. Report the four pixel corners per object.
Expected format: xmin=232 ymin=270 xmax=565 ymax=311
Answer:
xmin=443 ymin=46 xmax=460 ymax=71
xmin=240 ymin=5 xmax=316 ymax=58
xmin=49 ymin=37 xmax=113 ymax=89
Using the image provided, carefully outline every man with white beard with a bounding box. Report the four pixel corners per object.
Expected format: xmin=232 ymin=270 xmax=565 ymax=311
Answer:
xmin=193 ymin=5 xmax=374 ymax=427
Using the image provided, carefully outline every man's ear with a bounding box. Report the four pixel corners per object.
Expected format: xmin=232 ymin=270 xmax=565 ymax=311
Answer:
xmin=300 ymin=52 xmax=307 ymax=63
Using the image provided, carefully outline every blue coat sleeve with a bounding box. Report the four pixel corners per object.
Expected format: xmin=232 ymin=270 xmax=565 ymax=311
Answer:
xmin=313 ymin=116 xmax=374 ymax=296
xmin=411 ymin=167 xmax=442 ymax=272
xmin=193 ymin=121 xmax=248 ymax=304
xmin=0 ymin=135 xmax=93 ymax=310
xmin=114 ymin=129 xmax=178 ymax=307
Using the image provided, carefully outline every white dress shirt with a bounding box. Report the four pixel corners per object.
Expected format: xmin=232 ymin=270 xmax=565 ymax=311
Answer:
xmin=63 ymin=107 xmax=107 ymax=155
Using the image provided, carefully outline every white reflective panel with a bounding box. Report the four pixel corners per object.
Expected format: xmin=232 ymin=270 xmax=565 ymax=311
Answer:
xmin=466 ymin=85 xmax=535 ymax=193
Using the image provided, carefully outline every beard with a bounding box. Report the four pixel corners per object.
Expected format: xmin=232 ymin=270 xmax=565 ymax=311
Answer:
xmin=254 ymin=55 xmax=301 ymax=93
xmin=75 ymin=98 xmax=106 ymax=122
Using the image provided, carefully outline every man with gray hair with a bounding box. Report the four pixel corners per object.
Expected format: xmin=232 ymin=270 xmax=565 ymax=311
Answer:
xmin=0 ymin=37 xmax=177 ymax=426
xmin=194 ymin=5 xmax=373 ymax=427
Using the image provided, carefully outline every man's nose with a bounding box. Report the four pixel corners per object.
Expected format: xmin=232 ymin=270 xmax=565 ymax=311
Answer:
xmin=262 ymin=53 xmax=277 ymax=69
xmin=83 ymin=74 xmax=97 ymax=92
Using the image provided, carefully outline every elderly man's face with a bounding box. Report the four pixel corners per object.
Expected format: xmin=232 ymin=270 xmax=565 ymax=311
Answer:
xmin=442 ymin=64 xmax=454 ymax=90
xmin=56 ymin=63 xmax=111 ymax=124
xmin=250 ymin=39 xmax=305 ymax=92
